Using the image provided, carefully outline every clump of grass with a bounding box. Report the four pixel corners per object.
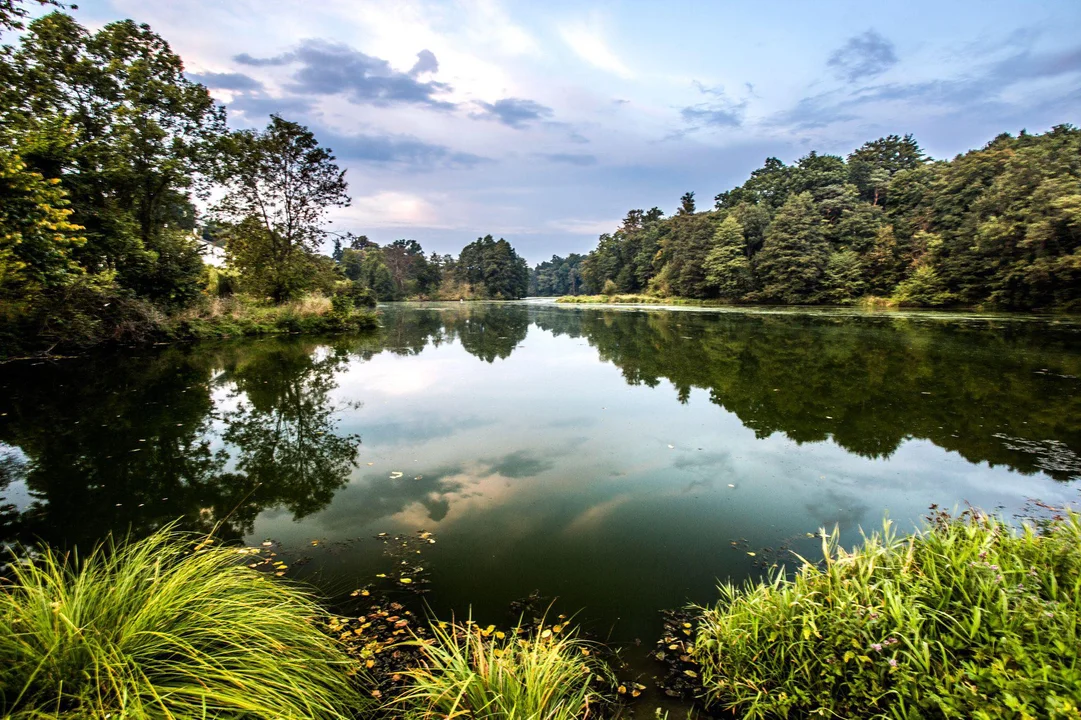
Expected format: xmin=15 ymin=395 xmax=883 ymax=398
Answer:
xmin=693 ymin=509 xmax=1081 ymax=719
xmin=396 ymin=618 xmax=613 ymax=720
xmin=0 ymin=529 xmax=365 ymax=719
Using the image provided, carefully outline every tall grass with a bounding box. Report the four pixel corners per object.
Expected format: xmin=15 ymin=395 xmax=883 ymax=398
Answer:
xmin=0 ymin=529 xmax=365 ymax=719
xmin=693 ymin=510 xmax=1081 ymax=719
xmin=396 ymin=618 xmax=612 ymax=720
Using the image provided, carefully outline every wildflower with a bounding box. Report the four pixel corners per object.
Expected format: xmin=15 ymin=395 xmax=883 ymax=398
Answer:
xmin=870 ymin=643 xmax=882 ymax=652
xmin=888 ymin=658 xmax=897 ymax=668
xmin=989 ymin=564 xmax=999 ymax=571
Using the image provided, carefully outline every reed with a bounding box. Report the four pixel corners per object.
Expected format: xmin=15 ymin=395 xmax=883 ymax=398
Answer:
xmin=693 ymin=509 xmax=1081 ymax=719
xmin=0 ymin=529 xmax=366 ymax=719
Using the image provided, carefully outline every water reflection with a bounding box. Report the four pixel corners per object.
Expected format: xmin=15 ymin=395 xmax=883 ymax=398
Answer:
xmin=1 ymin=302 xmax=1079 ymax=583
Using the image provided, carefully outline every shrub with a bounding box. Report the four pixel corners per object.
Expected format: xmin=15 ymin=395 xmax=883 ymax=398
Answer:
xmin=0 ymin=529 xmax=365 ymax=719
xmin=693 ymin=510 xmax=1081 ymax=719
xmin=396 ymin=618 xmax=612 ymax=720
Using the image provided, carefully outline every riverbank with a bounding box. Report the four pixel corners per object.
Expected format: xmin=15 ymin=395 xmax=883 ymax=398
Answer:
xmin=0 ymin=293 xmax=378 ymax=361
xmin=556 ymin=294 xmax=733 ymax=306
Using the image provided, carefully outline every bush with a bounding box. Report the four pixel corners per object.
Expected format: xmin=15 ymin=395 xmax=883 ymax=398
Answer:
xmin=0 ymin=528 xmax=365 ymax=719
xmin=396 ymin=618 xmax=612 ymax=720
xmin=693 ymin=510 xmax=1081 ymax=719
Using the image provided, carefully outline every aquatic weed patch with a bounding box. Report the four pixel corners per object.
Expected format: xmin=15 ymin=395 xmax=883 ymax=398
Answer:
xmin=0 ymin=529 xmax=364 ymax=719
xmin=692 ymin=509 xmax=1081 ymax=719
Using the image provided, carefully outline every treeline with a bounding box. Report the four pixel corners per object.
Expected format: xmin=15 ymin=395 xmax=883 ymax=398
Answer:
xmin=333 ymin=233 xmax=529 ymax=302
xmin=0 ymin=1 xmax=531 ymax=355
xmin=549 ymin=128 xmax=1081 ymax=309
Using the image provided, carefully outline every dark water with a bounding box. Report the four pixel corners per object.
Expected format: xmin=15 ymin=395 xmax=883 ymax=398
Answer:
xmin=2 ymin=301 xmax=1080 ymax=644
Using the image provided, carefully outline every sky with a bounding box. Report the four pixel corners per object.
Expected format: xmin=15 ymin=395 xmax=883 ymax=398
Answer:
xmin=65 ymin=0 xmax=1081 ymax=264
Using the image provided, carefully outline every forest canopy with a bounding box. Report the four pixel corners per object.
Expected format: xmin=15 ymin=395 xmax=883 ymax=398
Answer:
xmin=544 ymin=129 xmax=1081 ymax=310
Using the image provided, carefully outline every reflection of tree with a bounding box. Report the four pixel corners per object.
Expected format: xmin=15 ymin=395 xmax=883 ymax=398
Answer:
xmin=218 ymin=342 xmax=359 ymax=529
xmin=0 ymin=338 xmax=360 ymax=548
xmin=533 ymin=308 xmax=1081 ymax=479
xmin=344 ymin=303 xmax=529 ymax=364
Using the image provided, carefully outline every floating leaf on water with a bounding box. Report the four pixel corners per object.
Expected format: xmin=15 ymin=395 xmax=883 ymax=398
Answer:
xmin=667 ymin=444 xmax=674 ymax=449
xmin=683 ymin=669 xmax=698 ymax=678
xmin=747 ymin=552 xmax=756 ymax=557
xmin=365 ymin=659 xmax=375 ymax=669
xmin=631 ymin=689 xmax=641 ymax=698
xmin=399 ymin=577 xmax=413 ymax=584
xmin=261 ymin=540 xmax=273 ymax=547
xmin=389 ymin=471 xmax=404 ymax=479
xmin=552 ymin=624 xmax=563 ymax=633
xmin=617 ymin=685 xmax=627 ymax=694
xmin=728 ymin=484 xmax=736 ymax=488
xmin=419 ymin=531 xmax=432 ymax=539
xmin=581 ymin=648 xmax=591 ymax=656
xmin=541 ymin=629 xmax=552 ymax=639
xmin=274 ymin=571 xmax=285 ymax=576
xmin=376 ymin=573 xmax=387 ymax=578
xmin=682 ymin=623 xmax=692 ymax=629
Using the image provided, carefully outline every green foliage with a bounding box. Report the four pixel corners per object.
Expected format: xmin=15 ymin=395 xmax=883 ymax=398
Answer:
xmin=576 ymin=126 xmax=1081 ymax=309
xmin=0 ymin=148 xmax=83 ymax=297
xmin=703 ymin=214 xmax=751 ymax=299
xmin=0 ymin=528 xmax=364 ymax=719
xmin=694 ymin=510 xmax=1081 ymax=719
xmin=396 ymin=618 xmax=612 ymax=720
xmin=891 ymin=265 xmax=955 ymax=307
xmin=215 ymin=115 xmax=348 ymax=302
xmin=456 ymin=234 xmax=530 ymax=299
xmin=530 ymin=253 xmax=585 ymax=296
xmin=753 ymin=192 xmax=829 ymax=303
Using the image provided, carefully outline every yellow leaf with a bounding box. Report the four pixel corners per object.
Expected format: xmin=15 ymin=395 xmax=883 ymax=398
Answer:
xmin=617 ymin=685 xmax=627 ymax=694
xmin=495 ymin=631 xmax=506 ymax=640
xmin=541 ymin=629 xmax=552 ymax=639
xmin=366 ymin=659 xmax=375 ymax=668
xmin=399 ymin=577 xmax=413 ymax=584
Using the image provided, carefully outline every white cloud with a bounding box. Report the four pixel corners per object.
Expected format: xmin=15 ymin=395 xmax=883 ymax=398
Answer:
xmin=559 ymin=24 xmax=633 ymax=79
xmin=336 ymin=191 xmax=446 ymax=228
xmin=547 ymin=218 xmax=620 ymax=235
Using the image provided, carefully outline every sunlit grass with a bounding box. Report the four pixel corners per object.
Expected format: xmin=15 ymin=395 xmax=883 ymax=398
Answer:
xmin=0 ymin=529 xmax=366 ymax=719
xmin=693 ymin=510 xmax=1081 ymax=719
xmin=396 ymin=617 xmax=613 ymax=720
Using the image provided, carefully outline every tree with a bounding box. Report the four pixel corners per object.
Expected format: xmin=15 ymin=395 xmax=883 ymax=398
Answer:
xmin=704 ymin=215 xmax=751 ymax=299
xmin=216 ymin=116 xmax=349 ymax=302
xmin=847 ymin=134 xmax=925 ymax=206
xmin=753 ymin=192 xmax=829 ymax=303
xmin=0 ymin=149 xmax=83 ymax=297
xmin=678 ymin=191 xmax=696 ymax=215
xmin=6 ymin=13 xmax=226 ymax=305
xmin=455 ymin=235 xmax=529 ymax=299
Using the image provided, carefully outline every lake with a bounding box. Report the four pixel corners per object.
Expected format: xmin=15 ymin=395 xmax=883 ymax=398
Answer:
xmin=2 ymin=300 xmax=1080 ymax=649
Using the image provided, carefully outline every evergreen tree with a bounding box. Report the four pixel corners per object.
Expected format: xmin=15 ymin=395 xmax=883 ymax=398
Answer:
xmin=703 ymin=215 xmax=752 ymax=300
xmin=753 ymin=192 xmax=829 ymax=303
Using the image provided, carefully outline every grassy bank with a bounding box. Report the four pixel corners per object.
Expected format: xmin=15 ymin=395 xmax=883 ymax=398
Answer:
xmin=0 ymin=292 xmax=378 ymax=360
xmin=4 ymin=510 xmax=1078 ymax=719
xmin=693 ymin=509 xmax=1081 ymax=719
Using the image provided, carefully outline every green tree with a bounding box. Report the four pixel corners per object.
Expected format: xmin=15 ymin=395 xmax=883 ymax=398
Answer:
xmin=703 ymin=215 xmax=751 ymax=299
xmin=216 ymin=116 xmax=349 ymax=302
xmin=5 ymin=13 xmax=225 ymax=305
xmin=753 ymin=192 xmax=828 ymax=303
xmin=455 ymin=235 xmax=529 ymax=299
xmin=0 ymin=149 xmax=84 ymax=297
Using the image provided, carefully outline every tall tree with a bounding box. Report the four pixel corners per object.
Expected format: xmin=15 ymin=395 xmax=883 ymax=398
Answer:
xmin=5 ymin=13 xmax=225 ymax=305
xmin=216 ymin=116 xmax=349 ymax=302
xmin=704 ymin=215 xmax=752 ymax=299
xmin=753 ymin=192 xmax=829 ymax=303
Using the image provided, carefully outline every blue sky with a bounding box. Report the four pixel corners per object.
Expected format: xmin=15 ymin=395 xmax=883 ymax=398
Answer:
xmin=69 ymin=0 xmax=1081 ymax=264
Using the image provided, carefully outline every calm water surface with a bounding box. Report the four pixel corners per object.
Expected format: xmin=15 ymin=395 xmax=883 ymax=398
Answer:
xmin=2 ymin=301 xmax=1080 ymax=644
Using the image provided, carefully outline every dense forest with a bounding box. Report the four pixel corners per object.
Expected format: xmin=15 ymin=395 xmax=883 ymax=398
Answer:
xmin=538 ymin=128 xmax=1081 ymax=310
xmin=0 ymin=1 xmax=529 ymax=355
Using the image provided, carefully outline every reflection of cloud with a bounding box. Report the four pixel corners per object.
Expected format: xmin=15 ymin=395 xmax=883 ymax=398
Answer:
xmin=313 ymin=464 xmax=467 ymax=532
xmin=563 ymin=494 xmax=633 ymax=534
xmin=803 ymin=488 xmax=871 ymax=533
xmin=485 ymin=450 xmax=554 ymax=479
